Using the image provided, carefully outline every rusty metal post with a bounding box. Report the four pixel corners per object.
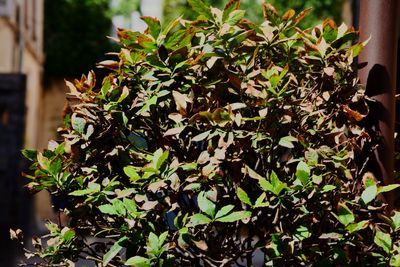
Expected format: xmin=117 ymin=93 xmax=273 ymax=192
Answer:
xmin=358 ymin=0 xmax=398 ymax=208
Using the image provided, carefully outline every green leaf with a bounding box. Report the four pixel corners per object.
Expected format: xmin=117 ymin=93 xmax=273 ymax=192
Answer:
xmin=259 ymin=179 xmax=274 ymax=193
xmin=296 ymin=161 xmax=310 ymax=185
xmin=103 ymin=237 xmax=128 ymax=266
xmin=392 ymin=211 xmax=400 ymax=231
xmin=254 ymin=193 xmax=269 ymax=208
xmin=49 ymin=158 xmax=62 ymax=176
xmin=22 ymin=149 xmax=37 ymax=161
xmin=69 ymin=183 xmax=100 ymax=196
xmin=117 ymin=86 xmax=129 ymax=103
xmin=123 ymin=198 xmax=137 ymax=216
xmin=321 ymin=185 xmax=336 ymax=193
xmin=138 ymin=95 xmax=158 ymax=115
xmin=99 ymin=204 xmax=118 ymax=216
xmin=374 ymin=230 xmax=392 ymax=254
xmin=346 ymin=220 xmax=369 ymax=233
xmin=61 ymin=227 xmax=75 ymax=242
xmin=270 ymin=171 xmax=287 ymax=195
xmin=335 ymin=203 xmax=355 ymax=226
xmin=305 ymin=149 xmax=318 ymax=166
xmin=189 ymin=213 xmax=212 ymax=226
xmin=101 ymin=79 xmax=111 ymax=97
xmin=222 ymin=0 xmax=240 ymax=22
xmin=153 ymin=148 xmax=169 ymax=169
xmin=180 ymin=162 xmax=198 ymax=171
xmin=125 ymin=256 xmax=151 ymax=267
xmin=164 ymin=29 xmax=186 ymax=49
xmin=158 ymin=231 xmax=168 ymax=246
xmin=364 ymin=174 xmax=376 ymax=187
xmin=123 ymin=166 xmax=141 ymax=182
xmin=390 ymin=254 xmax=400 ymax=267
xmin=148 ymin=232 xmax=159 ymax=253
xmin=100 ymin=199 xmax=125 ymax=216
xmin=259 ymin=174 xmax=287 ymax=196
xmin=141 ymin=16 xmax=161 ymax=40
xmin=278 ymin=136 xmax=297 ymax=148
xmin=246 ymin=165 xmax=265 ymax=180
xmin=71 ymin=116 xmax=86 ymax=134
xmin=216 ymin=211 xmax=251 ymax=223
xmin=226 ymin=10 xmax=245 ymax=26
xmin=188 ymin=0 xmax=213 ymax=20
xmin=323 ymin=22 xmax=338 ymax=42
xmin=236 ymin=187 xmax=252 ymax=206
xmin=197 ymin=191 xmax=216 ymax=218
xmin=360 ymin=184 xmax=377 ymax=205
xmin=215 ymin=205 xmax=235 ymax=219
xmin=294 ymin=225 xmax=311 ymax=241
xmin=377 ymin=184 xmax=400 ymax=194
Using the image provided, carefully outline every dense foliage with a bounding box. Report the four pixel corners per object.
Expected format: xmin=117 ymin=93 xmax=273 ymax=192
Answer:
xmin=44 ymin=0 xmax=113 ymax=78
xmin=163 ymin=0 xmax=344 ymax=27
xmin=15 ymin=0 xmax=400 ymax=266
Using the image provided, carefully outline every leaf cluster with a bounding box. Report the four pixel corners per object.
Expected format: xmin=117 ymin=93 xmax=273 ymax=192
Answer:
xmin=16 ymin=0 xmax=400 ymax=266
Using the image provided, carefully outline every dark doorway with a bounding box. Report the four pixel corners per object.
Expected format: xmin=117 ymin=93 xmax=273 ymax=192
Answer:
xmin=0 ymin=74 xmax=30 ymax=266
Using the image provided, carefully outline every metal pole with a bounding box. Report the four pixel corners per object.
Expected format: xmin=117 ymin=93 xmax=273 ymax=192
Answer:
xmin=358 ymin=0 xmax=398 ymax=208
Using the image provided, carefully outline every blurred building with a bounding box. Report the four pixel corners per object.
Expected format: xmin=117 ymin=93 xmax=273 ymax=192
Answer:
xmin=0 ymin=0 xmax=44 ymax=265
xmin=0 ymin=0 xmax=44 ymax=149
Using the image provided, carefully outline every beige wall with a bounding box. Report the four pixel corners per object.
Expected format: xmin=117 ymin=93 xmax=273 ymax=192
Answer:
xmin=36 ymin=78 xmax=68 ymax=224
xmin=0 ymin=19 xmax=17 ymax=72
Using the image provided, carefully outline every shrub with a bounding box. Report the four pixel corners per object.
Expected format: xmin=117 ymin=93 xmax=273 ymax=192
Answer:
xmin=14 ymin=0 xmax=400 ymax=266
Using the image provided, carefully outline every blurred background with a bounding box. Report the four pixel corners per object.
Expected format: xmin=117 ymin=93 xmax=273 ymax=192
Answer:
xmin=0 ymin=0 xmax=361 ymax=265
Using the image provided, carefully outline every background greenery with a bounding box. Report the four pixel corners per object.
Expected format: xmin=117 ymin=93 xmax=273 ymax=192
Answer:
xmin=44 ymin=0 xmax=344 ymax=79
xmin=163 ymin=0 xmax=344 ymax=27
xmin=44 ymin=0 xmax=113 ymax=79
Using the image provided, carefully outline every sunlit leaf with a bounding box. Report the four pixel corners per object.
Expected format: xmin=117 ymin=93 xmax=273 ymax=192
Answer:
xmin=296 ymin=161 xmax=310 ymax=185
xmin=236 ymin=187 xmax=252 ymax=206
xmin=278 ymin=136 xmax=297 ymax=148
xmin=103 ymin=237 xmax=128 ymax=266
xmin=215 ymin=205 xmax=235 ymax=219
xmin=125 ymin=256 xmax=151 ymax=267
xmin=360 ymin=184 xmax=377 ymax=205
xmin=197 ymin=191 xmax=216 ymax=218
xmin=335 ymin=203 xmax=355 ymax=226
xmin=374 ymin=231 xmax=392 ymax=254
xmin=216 ymin=211 xmax=251 ymax=223
xmin=189 ymin=213 xmax=212 ymax=226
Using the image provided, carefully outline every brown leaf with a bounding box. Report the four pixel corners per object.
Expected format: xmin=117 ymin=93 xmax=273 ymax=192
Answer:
xmin=224 ymin=0 xmax=240 ymax=12
xmin=303 ymin=38 xmax=319 ymax=52
xmin=282 ymin=9 xmax=295 ymax=21
xmin=65 ymin=80 xmax=80 ymax=96
xmin=294 ymin=8 xmax=312 ymax=25
xmin=227 ymin=72 xmax=242 ymax=90
xmin=343 ymin=105 xmax=366 ymax=121
xmin=323 ymin=18 xmax=336 ymax=29
xmin=245 ymin=83 xmax=261 ymax=97
xmin=96 ymin=60 xmax=119 ymax=71
xmin=262 ymin=3 xmax=278 ymax=19
xmin=188 ymin=53 xmax=205 ymax=65
xmin=193 ymin=240 xmax=208 ymax=251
